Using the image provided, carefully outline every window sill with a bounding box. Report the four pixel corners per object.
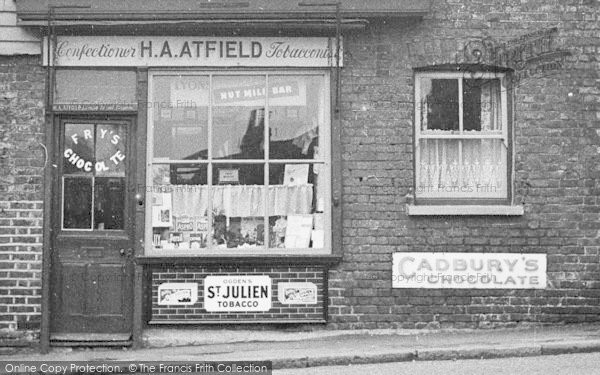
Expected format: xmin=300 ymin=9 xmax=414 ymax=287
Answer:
xmin=406 ymin=204 xmax=524 ymax=216
xmin=135 ymin=254 xmax=342 ymax=266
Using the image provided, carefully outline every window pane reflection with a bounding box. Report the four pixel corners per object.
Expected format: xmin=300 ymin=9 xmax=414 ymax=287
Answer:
xmin=63 ymin=177 xmax=92 ymax=229
xmin=269 ymin=75 xmax=322 ymax=160
xmin=94 ymin=177 xmax=125 ymax=230
xmin=463 ymin=79 xmax=502 ymax=132
xmin=420 ymin=78 xmax=459 ymax=131
xmin=212 ymin=76 xmax=266 ymax=160
xmin=152 ymin=75 xmax=209 ymax=160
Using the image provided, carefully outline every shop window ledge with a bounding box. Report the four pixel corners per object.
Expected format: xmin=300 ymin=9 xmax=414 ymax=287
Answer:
xmin=135 ymin=254 xmax=342 ymax=266
xmin=406 ymin=204 xmax=524 ymax=216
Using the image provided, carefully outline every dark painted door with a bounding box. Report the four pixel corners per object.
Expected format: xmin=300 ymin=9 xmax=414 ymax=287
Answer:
xmin=50 ymin=117 xmax=134 ymax=341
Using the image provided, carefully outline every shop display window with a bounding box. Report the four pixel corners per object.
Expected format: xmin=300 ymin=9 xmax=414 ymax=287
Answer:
xmin=146 ymin=72 xmax=331 ymax=254
xmin=414 ymin=71 xmax=509 ymax=201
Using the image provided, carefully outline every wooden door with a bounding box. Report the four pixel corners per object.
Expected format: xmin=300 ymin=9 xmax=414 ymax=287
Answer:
xmin=50 ymin=117 xmax=135 ymax=343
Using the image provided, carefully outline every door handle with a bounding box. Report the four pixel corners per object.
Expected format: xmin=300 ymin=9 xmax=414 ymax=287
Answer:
xmin=332 ymin=196 xmax=340 ymax=207
xmin=119 ymin=248 xmax=134 ymax=257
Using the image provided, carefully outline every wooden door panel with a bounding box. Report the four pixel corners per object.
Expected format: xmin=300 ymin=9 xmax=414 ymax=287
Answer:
xmin=93 ymin=264 xmax=127 ymax=316
xmin=59 ymin=263 xmax=87 ymax=316
xmin=50 ymin=118 xmax=135 ymax=341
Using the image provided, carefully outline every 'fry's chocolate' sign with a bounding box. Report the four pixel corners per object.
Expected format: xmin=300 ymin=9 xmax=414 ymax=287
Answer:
xmin=63 ymin=123 xmax=126 ymax=176
xmin=392 ymin=252 xmax=546 ymax=289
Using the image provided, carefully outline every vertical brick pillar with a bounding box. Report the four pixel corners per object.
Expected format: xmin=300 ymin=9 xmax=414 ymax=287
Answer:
xmin=0 ymin=55 xmax=45 ymax=344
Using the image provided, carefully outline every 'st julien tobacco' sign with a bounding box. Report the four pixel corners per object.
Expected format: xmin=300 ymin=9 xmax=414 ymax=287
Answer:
xmin=204 ymin=275 xmax=272 ymax=312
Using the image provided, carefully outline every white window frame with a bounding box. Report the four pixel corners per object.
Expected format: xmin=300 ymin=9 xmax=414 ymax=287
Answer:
xmin=145 ymin=69 xmax=332 ymax=256
xmin=413 ymin=71 xmax=512 ymax=204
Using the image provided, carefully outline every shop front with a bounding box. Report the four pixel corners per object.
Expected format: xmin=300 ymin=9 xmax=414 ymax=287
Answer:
xmin=4 ymin=0 xmax=600 ymax=351
xmin=42 ymin=32 xmax=347 ymax=345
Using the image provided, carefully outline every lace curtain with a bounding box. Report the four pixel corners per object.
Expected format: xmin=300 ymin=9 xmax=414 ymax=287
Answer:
xmin=418 ymin=139 xmax=504 ymax=191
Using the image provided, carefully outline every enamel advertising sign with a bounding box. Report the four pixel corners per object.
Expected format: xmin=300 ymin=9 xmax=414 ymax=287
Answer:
xmin=43 ymin=36 xmax=342 ymax=67
xmin=158 ymin=283 xmax=198 ymax=306
xmin=203 ymin=275 xmax=272 ymax=312
xmin=277 ymin=282 xmax=317 ymax=305
xmin=392 ymin=252 xmax=547 ymax=289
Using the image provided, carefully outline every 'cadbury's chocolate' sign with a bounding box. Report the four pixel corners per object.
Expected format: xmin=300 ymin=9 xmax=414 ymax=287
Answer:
xmin=392 ymin=252 xmax=547 ymax=289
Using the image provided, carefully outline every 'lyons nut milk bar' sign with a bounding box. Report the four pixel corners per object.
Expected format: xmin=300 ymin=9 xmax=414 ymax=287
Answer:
xmin=43 ymin=36 xmax=343 ymax=67
xmin=392 ymin=253 xmax=547 ymax=289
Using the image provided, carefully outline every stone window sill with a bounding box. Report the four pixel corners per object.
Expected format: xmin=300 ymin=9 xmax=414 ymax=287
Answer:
xmin=406 ymin=205 xmax=524 ymax=216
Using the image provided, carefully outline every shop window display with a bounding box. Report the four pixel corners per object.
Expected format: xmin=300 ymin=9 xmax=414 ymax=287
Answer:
xmin=147 ymin=72 xmax=330 ymax=254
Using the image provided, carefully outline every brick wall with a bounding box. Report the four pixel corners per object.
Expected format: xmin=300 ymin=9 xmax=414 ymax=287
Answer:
xmin=0 ymin=55 xmax=45 ymax=343
xmin=151 ymin=266 xmax=325 ymax=323
xmin=329 ymin=0 xmax=600 ymax=329
xmin=2 ymin=1 xmax=600 ymax=345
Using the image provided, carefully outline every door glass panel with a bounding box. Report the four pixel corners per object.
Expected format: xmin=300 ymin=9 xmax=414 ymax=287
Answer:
xmin=62 ymin=122 xmax=127 ymax=231
xmin=63 ymin=124 xmax=95 ymax=175
xmin=96 ymin=124 xmax=127 ymax=176
xmin=94 ymin=177 xmax=125 ymax=230
xmin=63 ymin=177 xmax=92 ymax=229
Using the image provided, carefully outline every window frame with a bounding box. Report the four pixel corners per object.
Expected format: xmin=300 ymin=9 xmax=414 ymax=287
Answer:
xmin=413 ymin=70 xmax=513 ymax=206
xmin=145 ymin=69 xmax=332 ymax=256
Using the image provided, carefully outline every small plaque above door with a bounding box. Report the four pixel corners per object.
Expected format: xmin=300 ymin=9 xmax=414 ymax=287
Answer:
xmin=53 ymin=70 xmax=137 ymax=112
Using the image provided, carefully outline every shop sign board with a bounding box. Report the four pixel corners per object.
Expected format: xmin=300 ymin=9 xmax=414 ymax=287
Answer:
xmin=204 ymin=275 xmax=272 ymax=312
xmin=43 ymin=36 xmax=343 ymax=67
xmin=392 ymin=252 xmax=546 ymax=289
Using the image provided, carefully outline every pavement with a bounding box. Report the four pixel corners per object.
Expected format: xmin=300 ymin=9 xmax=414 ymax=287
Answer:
xmin=2 ymin=324 xmax=600 ymax=370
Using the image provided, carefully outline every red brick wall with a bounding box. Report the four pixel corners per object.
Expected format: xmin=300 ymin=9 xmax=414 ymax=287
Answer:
xmin=328 ymin=0 xmax=600 ymax=329
xmin=0 ymin=55 xmax=44 ymax=343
